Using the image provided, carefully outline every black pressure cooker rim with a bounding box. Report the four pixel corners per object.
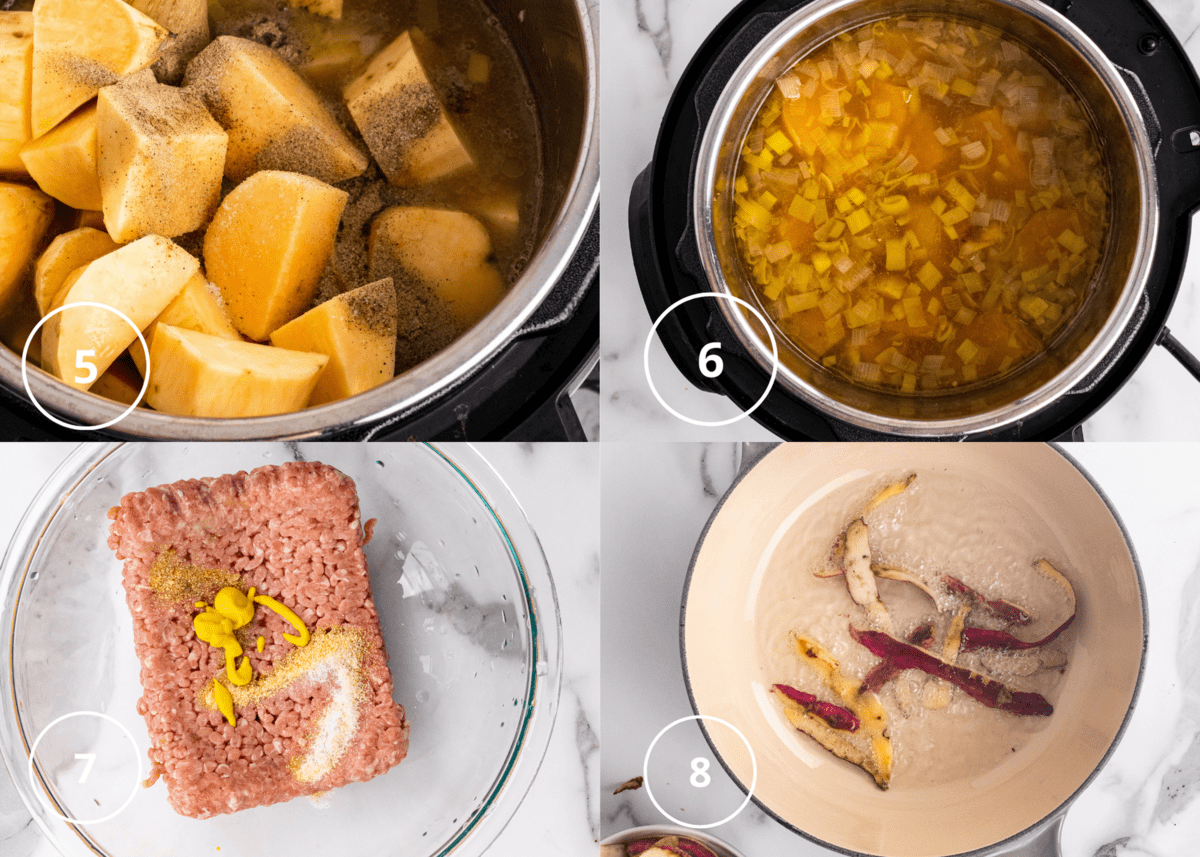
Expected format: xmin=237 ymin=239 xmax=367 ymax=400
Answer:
xmin=631 ymin=0 xmax=1200 ymax=440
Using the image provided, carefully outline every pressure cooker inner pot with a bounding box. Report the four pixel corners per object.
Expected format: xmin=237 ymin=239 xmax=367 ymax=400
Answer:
xmin=699 ymin=0 xmax=1154 ymax=430
xmin=0 ymin=0 xmax=594 ymax=436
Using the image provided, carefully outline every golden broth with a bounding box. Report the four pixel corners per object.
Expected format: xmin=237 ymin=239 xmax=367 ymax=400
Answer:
xmin=730 ymin=17 xmax=1110 ymax=392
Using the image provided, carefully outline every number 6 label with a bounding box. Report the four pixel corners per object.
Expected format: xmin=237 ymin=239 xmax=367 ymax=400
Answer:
xmin=74 ymin=350 xmax=98 ymax=385
xmin=643 ymin=293 xmax=779 ymax=428
xmin=698 ymin=343 xmax=723 ymax=379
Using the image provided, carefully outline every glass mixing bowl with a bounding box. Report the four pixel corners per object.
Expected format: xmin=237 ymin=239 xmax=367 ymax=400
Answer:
xmin=0 ymin=443 xmax=562 ymax=857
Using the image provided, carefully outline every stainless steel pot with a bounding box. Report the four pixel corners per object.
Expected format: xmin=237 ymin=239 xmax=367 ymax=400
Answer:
xmin=0 ymin=0 xmax=599 ymax=439
xmin=694 ymin=0 xmax=1158 ymax=435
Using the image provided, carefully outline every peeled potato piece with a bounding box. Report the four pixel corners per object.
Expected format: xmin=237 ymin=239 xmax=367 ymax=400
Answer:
xmin=184 ymin=36 xmax=368 ymax=184
xmin=204 ymin=170 xmax=348 ymax=341
xmin=20 ymin=101 xmax=102 ymax=211
xmin=33 ymin=226 xmax=120 ymax=315
xmin=91 ymin=358 xmax=143 ymax=406
xmin=97 ymin=77 xmax=228 ymax=242
xmin=129 ymin=270 xmax=240 ymax=376
xmin=290 ymin=0 xmax=343 ymax=20
xmin=126 ymin=0 xmax=209 ymax=84
xmin=42 ymin=235 xmax=198 ymax=390
xmin=0 ymin=182 xmax=56 ymax=307
xmin=343 ymin=29 xmax=474 ymax=186
xmin=30 ymin=0 xmax=171 ymax=138
xmin=368 ymin=206 xmax=505 ymax=328
xmin=146 ymin=323 xmax=328 ymax=418
xmin=0 ymin=12 xmax=33 ymax=176
xmin=467 ymin=187 xmax=522 ymax=246
xmin=270 ymin=278 xmax=397 ymax=405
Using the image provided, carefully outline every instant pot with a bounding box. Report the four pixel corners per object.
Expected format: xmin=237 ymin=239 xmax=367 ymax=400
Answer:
xmin=631 ymin=0 xmax=1200 ymax=439
xmin=0 ymin=0 xmax=599 ymax=441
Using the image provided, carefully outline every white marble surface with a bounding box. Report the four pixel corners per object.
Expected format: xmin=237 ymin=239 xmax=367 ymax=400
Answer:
xmin=600 ymin=442 xmax=1200 ymax=856
xmin=601 ymin=0 xmax=1200 ymax=440
xmin=0 ymin=443 xmax=600 ymax=857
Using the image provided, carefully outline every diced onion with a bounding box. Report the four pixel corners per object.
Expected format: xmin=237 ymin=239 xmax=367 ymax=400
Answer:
xmin=961 ymin=140 xmax=986 ymax=160
xmin=853 ymin=362 xmax=883 ymax=383
xmin=776 ymin=74 xmax=803 ymax=99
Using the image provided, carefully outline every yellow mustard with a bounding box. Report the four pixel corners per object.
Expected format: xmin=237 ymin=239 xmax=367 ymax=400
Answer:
xmin=212 ymin=681 xmax=236 ymax=727
xmin=254 ymin=595 xmax=311 ymax=647
xmin=191 ymin=586 xmax=313 ymax=729
xmin=214 ymin=586 xmax=257 ymax=628
xmin=193 ymin=586 xmax=260 ymax=686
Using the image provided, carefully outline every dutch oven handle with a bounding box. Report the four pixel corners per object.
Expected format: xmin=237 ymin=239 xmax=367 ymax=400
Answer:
xmin=989 ymin=815 xmax=1065 ymax=857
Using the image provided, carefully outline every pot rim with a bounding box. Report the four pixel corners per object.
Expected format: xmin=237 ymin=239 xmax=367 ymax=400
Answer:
xmin=692 ymin=0 xmax=1159 ymax=436
xmin=0 ymin=0 xmax=600 ymax=440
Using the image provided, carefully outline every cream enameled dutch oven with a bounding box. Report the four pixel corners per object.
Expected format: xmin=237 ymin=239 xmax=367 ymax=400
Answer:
xmin=0 ymin=0 xmax=599 ymax=441
xmin=632 ymin=0 xmax=1200 ymax=439
xmin=681 ymin=444 xmax=1146 ymax=856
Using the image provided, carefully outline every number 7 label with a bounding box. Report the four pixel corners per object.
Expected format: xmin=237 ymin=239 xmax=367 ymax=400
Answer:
xmin=74 ymin=752 xmax=96 ymax=784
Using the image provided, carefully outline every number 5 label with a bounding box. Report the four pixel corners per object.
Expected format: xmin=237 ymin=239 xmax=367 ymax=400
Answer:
xmin=74 ymin=350 xmax=98 ymax=385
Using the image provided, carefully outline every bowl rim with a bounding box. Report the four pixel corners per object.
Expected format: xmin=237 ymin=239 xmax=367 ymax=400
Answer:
xmin=0 ymin=442 xmax=563 ymax=857
xmin=600 ymin=824 xmax=752 ymax=857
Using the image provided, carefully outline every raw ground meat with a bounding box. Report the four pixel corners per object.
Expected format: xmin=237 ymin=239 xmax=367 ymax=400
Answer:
xmin=108 ymin=461 xmax=409 ymax=818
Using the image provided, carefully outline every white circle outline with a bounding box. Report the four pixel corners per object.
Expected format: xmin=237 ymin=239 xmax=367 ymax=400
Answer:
xmin=21 ymin=301 xmax=150 ymax=431
xmin=643 ymin=293 xmax=779 ymax=427
xmin=642 ymin=714 xmax=758 ymax=830
xmin=26 ymin=710 xmax=143 ymax=825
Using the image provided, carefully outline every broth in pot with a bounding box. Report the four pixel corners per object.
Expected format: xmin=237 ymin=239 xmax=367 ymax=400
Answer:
xmin=729 ymin=16 xmax=1111 ymax=394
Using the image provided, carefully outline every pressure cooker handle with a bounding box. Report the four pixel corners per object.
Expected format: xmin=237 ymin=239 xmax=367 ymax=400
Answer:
xmin=1053 ymin=0 xmax=1200 ymax=214
xmin=630 ymin=165 xmax=720 ymax=391
xmin=1158 ymin=327 xmax=1200 ymax=383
